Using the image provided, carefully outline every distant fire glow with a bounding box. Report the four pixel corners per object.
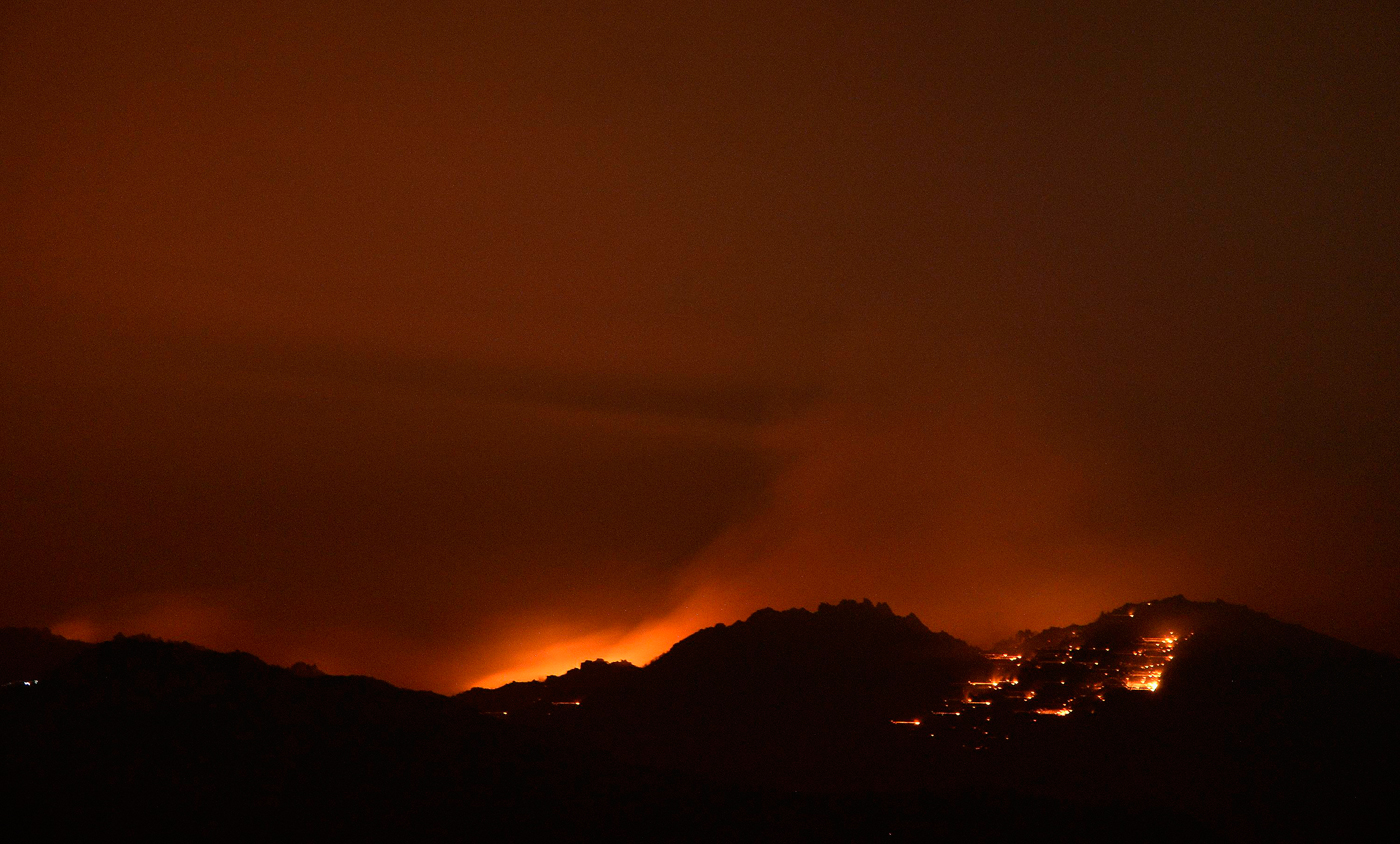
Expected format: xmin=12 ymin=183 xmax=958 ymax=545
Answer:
xmin=891 ymin=619 xmax=1192 ymax=750
xmin=466 ymin=588 xmax=740 ymax=690
xmin=1122 ymin=634 xmax=1179 ymax=692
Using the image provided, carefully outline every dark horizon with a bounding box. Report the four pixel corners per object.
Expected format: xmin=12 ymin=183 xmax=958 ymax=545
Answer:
xmin=9 ymin=591 xmax=1392 ymax=694
xmin=5 ymin=1 xmax=1398 ymax=693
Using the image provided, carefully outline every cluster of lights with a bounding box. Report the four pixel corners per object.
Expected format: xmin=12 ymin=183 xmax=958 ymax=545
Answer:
xmin=967 ymin=677 xmax=1019 ymax=688
xmin=895 ymin=626 xmax=1190 ymax=749
xmin=1122 ymin=633 xmax=1179 ymax=692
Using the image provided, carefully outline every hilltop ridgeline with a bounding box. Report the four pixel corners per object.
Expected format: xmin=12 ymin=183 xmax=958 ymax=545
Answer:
xmin=4 ymin=596 xmax=1396 ymax=835
xmin=463 ymin=598 xmax=988 ymax=724
xmin=0 ymin=627 xmax=92 ymax=686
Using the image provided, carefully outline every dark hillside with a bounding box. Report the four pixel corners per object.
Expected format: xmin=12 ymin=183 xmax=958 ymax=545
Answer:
xmin=0 ymin=627 xmax=91 ymax=685
xmin=526 ymin=600 xmax=991 ymax=790
xmin=0 ymin=636 xmax=706 ymax=837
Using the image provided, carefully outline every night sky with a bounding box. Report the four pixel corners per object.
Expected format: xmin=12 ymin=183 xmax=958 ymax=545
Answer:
xmin=4 ymin=1 xmax=1398 ymax=692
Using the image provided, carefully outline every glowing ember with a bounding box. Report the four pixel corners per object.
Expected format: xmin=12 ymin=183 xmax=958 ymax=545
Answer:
xmin=1121 ymin=632 xmax=1180 ymax=692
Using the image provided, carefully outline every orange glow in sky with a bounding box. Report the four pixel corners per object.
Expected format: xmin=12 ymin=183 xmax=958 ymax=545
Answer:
xmin=466 ymin=587 xmax=741 ymax=689
xmin=4 ymin=2 xmax=1399 ymax=694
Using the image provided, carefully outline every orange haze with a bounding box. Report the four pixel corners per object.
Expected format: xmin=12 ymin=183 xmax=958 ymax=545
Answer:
xmin=4 ymin=2 xmax=1398 ymax=692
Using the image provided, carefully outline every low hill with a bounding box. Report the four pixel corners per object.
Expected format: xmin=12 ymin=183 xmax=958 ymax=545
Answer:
xmin=7 ymin=596 xmax=1393 ymax=835
xmin=0 ymin=635 xmax=712 ymax=837
xmin=461 ymin=595 xmax=1398 ymax=832
xmin=465 ymin=599 xmax=991 ymax=790
xmin=459 ymin=657 xmax=642 ymax=715
xmin=0 ymin=627 xmax=91 ymax=685
xmin=995 ymin=594 xmax=1397 ymax=718
xmin=0 ymin=631 xmax=1186 ymax=838
xmin=975 ymin=596 xmax=1399 ymax=836
xmin=625 ymin=598 xmax=987 ymax=726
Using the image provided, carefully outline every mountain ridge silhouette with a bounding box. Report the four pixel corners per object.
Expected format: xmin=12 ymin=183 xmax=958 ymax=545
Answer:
xmin=4 ymin=596 xmax=1394 ymax=837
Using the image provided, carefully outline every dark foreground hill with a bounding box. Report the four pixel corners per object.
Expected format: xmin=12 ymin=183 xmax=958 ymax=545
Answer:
xmin=463 ymin=596 xmax=1399 ymax=837
xmin=0 ymin=627 xmax=91 ymax=685
xmin=0 ymin=631 xmax=1192 ymax=840
xmin=5 ymin=596 xmax=1395 ymax=838
xmin=465 ymin=600 xmax=992 ymax=790
xmin=967 ymin=597 xmax=1400 ymax=835
xmin=1 ymin=635 xmax=675 ymax=836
